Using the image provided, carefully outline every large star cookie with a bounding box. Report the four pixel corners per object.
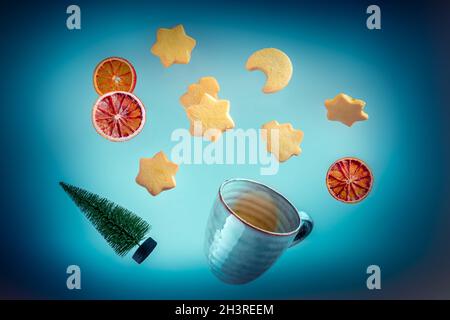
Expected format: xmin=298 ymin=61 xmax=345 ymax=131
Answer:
xmin=180 ymin=77 xmax=220 ymax=109
xmin=325 ymin=93 xmax=368 ymax=127
xmin=151 ymin=24 xmax=196 ymax=67
xmin=186 ymin=93 xmax=235 ymax=142
xmin=261 ymin=120 xmax=304 ymax=162
xmin=136 ymin=151 xmax=179 ymax=196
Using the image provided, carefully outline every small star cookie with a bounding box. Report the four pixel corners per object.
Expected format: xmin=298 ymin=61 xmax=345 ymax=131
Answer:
xmin=136 ymin=151 xmax=179 ymax=196
xmin=180 ymin=77 xmax=220 ymax=109
xmin=325 ymin=93 xmax=368 ymax=127
xmin=151 ymin=24 xmax=196 ymax=67
xmin=186 ymin=93 xmax=235 ymax=142
xmin=261 ymin=120 xmax=304 ymax=162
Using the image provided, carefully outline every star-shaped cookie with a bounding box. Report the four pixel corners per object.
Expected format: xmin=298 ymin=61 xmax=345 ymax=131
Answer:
xmin=186 ymin=93 xmax=235 ymax=142
xmin=136 ymin=151 xmax=179 ymax=196
xmin=261 ymin=120 xmax=304 ymax=162
xmin=151 ymin=24 xmax=196 ymax=67
xmin=180 ymin=77 xmax=220 ymax=109
xmin=325 ymin=93 xmax=368 ymax=127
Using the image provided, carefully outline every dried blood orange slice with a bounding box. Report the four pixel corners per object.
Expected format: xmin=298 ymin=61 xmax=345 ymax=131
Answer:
xmin=326 ymin=157 xmax=373 ymax=203
xmin=93 ymin=57 xmax=137 ymax=95
xmin=92 ymin=91 xmax=146 ymax=142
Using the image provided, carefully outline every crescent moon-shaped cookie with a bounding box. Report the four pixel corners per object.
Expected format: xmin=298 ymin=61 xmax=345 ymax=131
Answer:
xmin=246 ymin=48 xmax=293 ymax=93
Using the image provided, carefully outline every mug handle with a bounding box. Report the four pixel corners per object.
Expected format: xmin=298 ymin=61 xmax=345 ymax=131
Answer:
xmin=289 ymin=211 xmax=314 ymax=248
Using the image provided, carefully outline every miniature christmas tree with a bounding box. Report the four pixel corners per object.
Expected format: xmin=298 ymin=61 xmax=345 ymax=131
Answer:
xmin=59 ymin=181 xmax=157 ymax=264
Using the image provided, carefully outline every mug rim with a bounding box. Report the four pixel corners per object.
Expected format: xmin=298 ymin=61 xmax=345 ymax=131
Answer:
xmin=218 ymin=178 xmax=301 ymax=237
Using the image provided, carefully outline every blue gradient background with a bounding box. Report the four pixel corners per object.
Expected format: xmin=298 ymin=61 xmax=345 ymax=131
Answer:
xmin=1 ymin=0 xmax=449 ymax=299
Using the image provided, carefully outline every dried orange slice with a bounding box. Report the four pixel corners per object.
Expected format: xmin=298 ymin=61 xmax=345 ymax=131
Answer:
xmin=92 ymin=91 xmax=146 ymax=142
xmin=93 ymin=57 xmax=137 ymax=95
xmin=326 ymin=157 xmax=373 ymax=203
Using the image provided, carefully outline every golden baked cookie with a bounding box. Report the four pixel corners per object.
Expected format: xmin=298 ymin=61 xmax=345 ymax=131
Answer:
xmin=180 ymin=77 xmax=220 ymax=109
xmin=136 ymin=151 xmax=179 ymax=196
xmin=325 ymin=93 xmax=368 ymax=127
xmin=186 ymin=94 xmax=235 ymax=142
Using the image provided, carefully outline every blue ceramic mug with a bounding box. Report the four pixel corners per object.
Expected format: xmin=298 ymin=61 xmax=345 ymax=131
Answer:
xmin=204 ymin=178 xmax=313 ymax=284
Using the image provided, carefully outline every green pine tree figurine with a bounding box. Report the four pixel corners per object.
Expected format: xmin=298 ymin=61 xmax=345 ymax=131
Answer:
xmin=60 ymin=181 xmax=157 ymax=264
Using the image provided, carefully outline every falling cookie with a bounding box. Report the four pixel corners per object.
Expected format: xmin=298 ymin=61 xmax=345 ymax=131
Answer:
xmin=180 ymin=77 xmax=220 ymax=109
xmin=93 ymin=57 xmax=137 ymax=95
xmin=136 ymin=151 xmax=179 ymax=196
xmin=325 ymin=93 xmax=368 ymax=127
xmin=151 ymin=24 xmax=196 ymax=67
xmin=186 ymin=93 xmax=235 ymax=142
xmin=261 ymin=120 xmax=304 ymax=162
xmin=246 ymin=48 xmax=293 ymax=93
xmin=92 ymin=91 xmax=146 ymax=142
xmin=60 ymin=182 xmax=157 ymax=263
